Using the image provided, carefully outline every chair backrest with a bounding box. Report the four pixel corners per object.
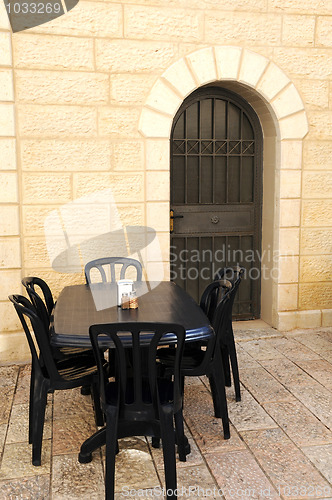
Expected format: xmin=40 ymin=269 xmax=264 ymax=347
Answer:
xmin=85 ymin=257 xmax=143 ymax=284
xmin=200 ymin=279 xmax=232 ymax=322
xmin=213 ymin=266 xmax=245 ymax=322
xmin=22 ymin=276 xmax=54 ymax=329
xmin=9 ymin=294 xmax=60 ymax=381
xmin=89 ymin=322 xmax=185 ymax=416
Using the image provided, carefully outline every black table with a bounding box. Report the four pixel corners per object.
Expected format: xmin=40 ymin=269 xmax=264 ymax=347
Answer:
xmin=51 ymin=281 xmax=213 ymax=348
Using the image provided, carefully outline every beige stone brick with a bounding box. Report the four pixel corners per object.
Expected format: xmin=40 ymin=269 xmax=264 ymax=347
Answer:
xmin=297 ymin=310 xmax=322 ymax=328
xmin=18 ymin=105 xmax=97 ymax=137
xmin=0 ymin=270 xmax=22 ymax=301
xmin=117 ymin=204 xmax=145 ymax=227
xmin=303 ymin=141 xmax=332 ymax=170
xmin=113 ymin=141 xmax=144 ymax=171
xmin=73 ymin=173 xmax=144 ymax=202
xmin=309 ymin=111 xmax=332 ymax=140
xmin=0 ymin=173 xmax=18 ymax=203
xmin=316 ymin=16 xmax=332 ymax=47
xmin=13 ymin=34 xmax=94 ymax=70
xmin=0 ymin=238 xmax=21 ymax=268
xmin=269 ymin=0 xmax=331 ymax=15
xmin=139 ymin=108 xmax=172 ymax=139
xmin=205 ymin=12 xmax=281 ymax=45
xmin=0 ymin=301 xmax=21 ymax=332
xmin=277 ymin=311 xmax=297 ymax=332
xmin=293 ymin=79 xmax=329 ymax=111
xmin=278 ymin=255 xmax=299 ymax=284
xmin=124 ymin=5 xmax=203 ymax=41
xmin=273 ymin=48 xmax=332 ymax=79
xmin=23 ymin=237 xmax=51 ymax=268
xmin=280 ymin=170 xmax=301 ymax=198
xmin=280 ymin=141 xmax=302 ymax=170
xmin=322 ymin=309 xmax=332 ymax=327
xmin=146 ymin=140 xmax=170 ymax=171
xmin=256 ymin=62 xmax=290 ymax=101
xmin=29 ymin=1 xmax=122 ymax=37
xmin=0 ymin=69 xmax=13 ymax=101
xmin=0 ymin=0 xmax=10 ymax=30
xmin=278 ymin=228 xmax=300 ymax=256
xmin=301 ymin=229 xmax=332 ymax=255
xmin=282 ymin=15 xmax=315 ymax=47
xmin=98 ymin=107 xmax=141 ymax=138
xmin=272 ymin=84 xmax=304 ymax=120
xmin=22 ymin=205 xmax=58 ymax=236
xmin=279 ymin=199 xmax=301 ymax=227
xmin=0 ymin=206 xmax=19 ymax=236
xmin=0 ymin=32 xmax=11 ymax=66
xmin=205 ymin=0 xmax=267 ymax=10
xmin=278 ymin=284 xmax=298 ymax=311
xmin=110 ymin=74 xmax=157 ymax=106
xmin=15 ymin=70 xmax=109 ymax=105
xmin=0 ymin=139 xmax=16 ymax=170
xmin=302 ymin=200 xmax=332 ymax=227
xmin=146 ymin=171 xmax=169 ymax=202
xmin=0 ymin=104 xmax=15 ymax=136
xmin=146 ymin=202 xmax=169 ymax=232
xmin=162 ymin=58 xmax=197 ymax=98
xmin=279 ymin=111 xmax=309 ymax=140
xmin=302 ymin=171 xmax=332 ymax=199
xmin=186 ymin=47 xmax=217 ymax=85
xmin=238 ymin=50 xmax=268 ymax=88
xmin=21 ymin=139 xmax=112 ymax=171
xmin=300 ymin=256 xmax=331 ymax=283
xmin=299 ymin=283 xmax=332 ymax=310
xmin=145 ymin=79 xmax=182 ymax=116
xmin=96 ymin=39 xmax=178 ymax=73
xmin=22 ymin=173 xmax=71 ymax=204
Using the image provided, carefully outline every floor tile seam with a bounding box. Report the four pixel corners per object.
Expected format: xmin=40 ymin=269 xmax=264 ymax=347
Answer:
xmin=0 ymin=366 xmax=21 ymax=473
xmin=288 ymin=335 xmax=332 ymax=365
xmin=290 ymin=359 xmax=332 ymax=394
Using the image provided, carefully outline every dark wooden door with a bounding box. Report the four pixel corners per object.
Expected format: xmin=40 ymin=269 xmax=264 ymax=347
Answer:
xmin=170 ymin=87 xmax=263 ymax=319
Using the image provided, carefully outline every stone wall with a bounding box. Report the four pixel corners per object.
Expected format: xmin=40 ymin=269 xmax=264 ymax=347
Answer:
xmin=0 ymin=0 xmax=331 ymax=333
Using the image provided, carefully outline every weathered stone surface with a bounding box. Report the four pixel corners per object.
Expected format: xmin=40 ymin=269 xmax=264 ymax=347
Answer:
xmin=303 ymin=141 xmax=332 ymax=169
xmin=0 ymin=206 xmax=19 ymax=236
xmin=273 ymin=48 xmax=332 ymax=79
xmin=22 ymin=173 xmax=71 ymax=203
xmin=125 ymin=5 xmax=203 ymax=41
xmin=316 ymin=16 xmax=332 ymax=47
xmin=294 ymin=78 xmax=329 ymax=110
xmin=0 ymin=33 xmax=11 ymax=66
xmin=302 ymin=200 xmax=332 ymax=226
xmin=0 ymin=104 xmax=15 ymax=136
xmin=280 ymin=170 xmax=302 ymax=198
xmin=309 ymin=111 xmax=332 ymax=140
xmin=299 ymin=283 xmax=332 ymax=311
xmin=0 ymin=69 xmax=14 ymax=101
xmin=300 ymin=255 xmax=332 ymax=282
xmin=301 ymin=229 xmax=332 ymax=255
xmin=282 ymin=14 xmax=315 ymax=46
xmin=0 ymin=139 xmax=16 ymax=171
xmin=110 ymin=74 xmax=157 ymax=105
xmin=98 ymin=107 xmax=141 ymax=138
xmin=0 ymin=173 xmax=18 ymax=202
xmin=279 ymin=199 xmax=301 ymax=227
xmin=278 ymin=284 xmax=298 ymax=311
xmin=73 ymin=173 xmax=144 ymax=202
xmin=113 ymin=141 xmax=144 ymax=171
xmin=0 ymin=238 xmax=21 ymax=269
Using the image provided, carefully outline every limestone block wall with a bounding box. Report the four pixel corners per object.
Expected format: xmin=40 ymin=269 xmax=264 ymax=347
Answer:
xmin=0 ymin=0 xmax=331 ymax=334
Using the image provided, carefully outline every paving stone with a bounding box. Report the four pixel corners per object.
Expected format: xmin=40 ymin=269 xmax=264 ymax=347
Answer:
xmin=114 ymin=447 xmax=160 ymax=493
xmin=0 ymin=423 xmax=6 ymax=454
xmin=205 ymin=449 xmax=280 ymax=500
xmin=159 ymin=464 xmax=220 ymax=498
xmin=260 ymin=357 xmax=313 ymax=386
xmin=291 ymin=333 xmax=332 ymax=363
xmin=290 ymin=384 xmax=332 ymax=429
xmin=240 ymin=338 xmax=285 ymax=360
xmin=6 ymin=402 xmax=52 ymax=444
xmin=240 ymin=367 xmax=295 ymax=404
xmin=268 ymin=337 xmax=322 ymax=362
xmin=295 ymin=359 xmax=332 ymax=390
xmin=236 ymin=343 xmax=261 ymax=368
xmin=53 ymin=387 xmax=94 ymax=420
xmin=241 ymin=428 xmax=332 ymax=499
xmin=301 ymin=444 xmax=332 ymax=484
xmin=13 ymin=364 xmax=31 ymax=405
xmin=52 ymin=414 xmax=97 ymax=455
xmin=0 ymin=475 xmax=50 ymax=499
xmin=150 ymin=436 xmax=204 ymax=470
xmin=52 ymin=453 xmax=104 ymax=499
xmin=234 ymin=327 xmax=281 ymax=342
xmin=263 ymin=401 xmax=332 ymax=446
xmin=0 ymin=386 xmax=14 ymax=425
xmin=227 ymin=386 xmax=278 ymax=432
xmin=0 ymin=365 xmax=19 ymax=387
xmin=0 ymin=441 xmax=51 ymax=480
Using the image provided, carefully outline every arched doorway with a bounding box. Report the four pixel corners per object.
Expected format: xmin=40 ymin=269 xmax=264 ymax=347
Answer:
xmin=170 ymin=86 xmax=263 ymax=319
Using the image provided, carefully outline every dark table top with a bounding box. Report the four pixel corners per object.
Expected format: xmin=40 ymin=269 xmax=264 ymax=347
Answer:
xmin=50 ymin=281 xmax=214 ymax=348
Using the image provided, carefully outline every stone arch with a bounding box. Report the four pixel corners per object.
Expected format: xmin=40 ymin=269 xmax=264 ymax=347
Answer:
xmin=139 ymin=46 xmax=309 ymax=329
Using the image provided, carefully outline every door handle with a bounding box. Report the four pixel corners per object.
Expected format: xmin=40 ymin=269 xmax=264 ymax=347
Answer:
xmin=170 ymin=209 xmax=184 ymax=233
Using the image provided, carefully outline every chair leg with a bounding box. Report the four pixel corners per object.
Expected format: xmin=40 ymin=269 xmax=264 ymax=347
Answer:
xmin=31 ymin=374 xmax=49 ymax=466
xmin=28 ymin=363 xmax=35 ymax=444
xmin=228 ymin=341 xmax=241 ymax=402
xmin=220 ymin=344 xmax=231 ymax=387
xmin=105 ymin=409 xmax=119 ymax=500
xmin=90 ymin=377 xmax=104 ymax=427
xmin=208 ymin=348 xmax=230 ymax=439
xmin=160 ymin=411 xmax=177 ymax=499
xmin=174 ymin=409 xmax=189 ymax=462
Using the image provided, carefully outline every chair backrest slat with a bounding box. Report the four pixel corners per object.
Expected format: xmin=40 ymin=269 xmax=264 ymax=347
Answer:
xmin=85 ymin=257 xmax=143 ymax=284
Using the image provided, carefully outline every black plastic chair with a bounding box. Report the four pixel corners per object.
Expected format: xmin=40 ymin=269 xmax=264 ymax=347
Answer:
xmin=22 ymin=276 xmax=95 ymax=361
xmin=9 ymin=294 xmax=105 ymax=466
xmin=85 ymin=257 xmax=142 ymax=284
xmin=85 ymin=322 xmax=185 ymax=500
xmin=156 ymin=279 xmax=232 ymax=440
xmin=214 ymin=266 xmax=245 ymax=401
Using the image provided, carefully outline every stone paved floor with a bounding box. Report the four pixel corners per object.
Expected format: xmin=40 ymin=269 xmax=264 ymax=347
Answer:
xmin=0 ymin=324 xmax=331 ymax=499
